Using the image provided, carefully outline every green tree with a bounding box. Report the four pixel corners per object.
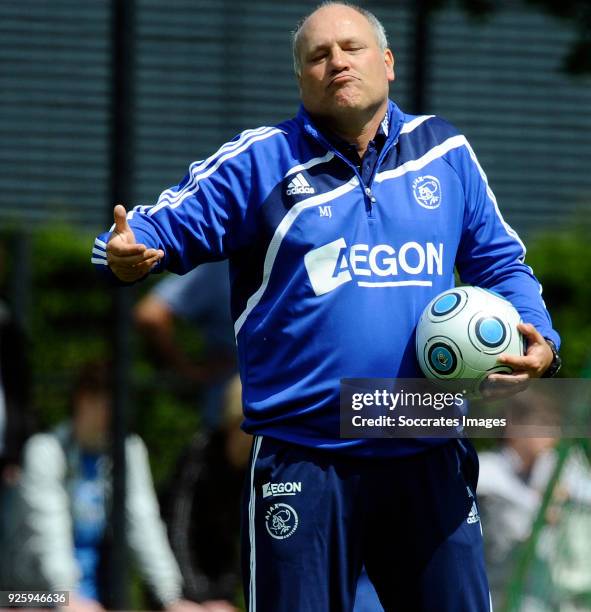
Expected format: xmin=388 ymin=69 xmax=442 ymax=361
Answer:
xmin=525 ymin=227 xmax=591 ymax=376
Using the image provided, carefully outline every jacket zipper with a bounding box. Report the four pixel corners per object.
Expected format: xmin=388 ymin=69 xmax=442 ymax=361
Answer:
xmin=306 ymin=127 xmax=399 ymax=218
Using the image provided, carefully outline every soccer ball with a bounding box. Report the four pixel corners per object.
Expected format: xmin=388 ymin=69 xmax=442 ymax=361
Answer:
xmin=415 ymin=286 xmax=525 ymax=394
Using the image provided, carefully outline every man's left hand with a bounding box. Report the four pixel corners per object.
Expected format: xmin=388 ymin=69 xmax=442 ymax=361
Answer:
xmin=495 ymin=323 xmax=553 ymax=378
xmin=480 ymin=323 xmax=554 ymax=399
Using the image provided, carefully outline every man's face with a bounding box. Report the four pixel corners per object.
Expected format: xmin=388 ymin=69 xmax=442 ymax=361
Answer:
xmin=296 ymin=5 xmax=394 ymax=120
xmin=73 ymin=391 xmax=111 ymax=452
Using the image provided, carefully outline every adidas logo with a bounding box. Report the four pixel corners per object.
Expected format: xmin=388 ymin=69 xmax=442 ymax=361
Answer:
xmin=286 ymin=173 xmax=315 ymax=196
xmin=467 ymin=501 xmax=480 ymax=524
xmin=466 ymin=485 xmax=480 ymax=524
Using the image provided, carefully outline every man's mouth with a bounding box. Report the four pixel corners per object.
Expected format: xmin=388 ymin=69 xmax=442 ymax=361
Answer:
xmin=329 ymin=74 xmax=359 ymax=87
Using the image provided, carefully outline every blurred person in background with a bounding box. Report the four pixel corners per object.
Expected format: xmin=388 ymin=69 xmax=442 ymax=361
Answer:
xmin=1 ymin=363 xmax=202 ymax=612
xmin=163 ymin=374 xmax=247 ymax=611
xmin=134 ymin=261 xmax=236 ymax=430
xmin=478 ymin=390 xmax=591 ymax=611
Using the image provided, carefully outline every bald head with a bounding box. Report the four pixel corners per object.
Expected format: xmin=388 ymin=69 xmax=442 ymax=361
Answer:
xmin=292 ymin=1 xmax=394 ymax=137
xmin=292 ymin=2 xmax=389 ymax=76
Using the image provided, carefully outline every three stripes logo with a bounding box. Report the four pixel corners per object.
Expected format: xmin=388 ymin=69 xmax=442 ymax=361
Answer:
xmin=467 ymin=501 xmax=480 ymax=524
xmin=91 ymin=237 xmax=108 ymax=266
xmin=466 ymin=486 xmax=480 ymax=524
xmin=286 ymin=173 xmax=315 ymax=196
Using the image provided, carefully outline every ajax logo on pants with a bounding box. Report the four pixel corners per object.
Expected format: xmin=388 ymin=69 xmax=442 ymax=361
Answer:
xmin=265 ymin=503 xmax=299 ymax=539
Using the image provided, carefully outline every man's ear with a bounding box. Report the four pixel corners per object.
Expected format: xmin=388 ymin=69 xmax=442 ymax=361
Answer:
xmin=385 ymin=49 xmax=395 ymax=83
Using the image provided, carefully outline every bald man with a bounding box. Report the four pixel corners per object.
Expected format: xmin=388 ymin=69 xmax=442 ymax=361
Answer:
xmin=92 ymin=3 xmax=560 ymax=610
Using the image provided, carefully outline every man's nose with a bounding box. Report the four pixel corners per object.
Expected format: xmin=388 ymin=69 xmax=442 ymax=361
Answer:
xmin=328 ymin=46 xmax=349 ymax=71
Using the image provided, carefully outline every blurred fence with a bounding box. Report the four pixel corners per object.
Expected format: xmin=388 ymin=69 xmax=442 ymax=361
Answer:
xmin=1 ymin=0 xmax=590 ymax=235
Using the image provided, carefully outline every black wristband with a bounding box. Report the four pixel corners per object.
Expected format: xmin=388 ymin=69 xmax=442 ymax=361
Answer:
xmin=542 ymin=338 xmax=562 ymax=378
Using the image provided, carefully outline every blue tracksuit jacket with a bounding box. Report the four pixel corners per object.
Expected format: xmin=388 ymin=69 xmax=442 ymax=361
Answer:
xmin=92 ymin=100 xmax=559 ymax=456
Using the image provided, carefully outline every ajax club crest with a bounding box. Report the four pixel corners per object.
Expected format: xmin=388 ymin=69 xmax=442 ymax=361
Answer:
xmin=265 ymin=503 xmax=299 ymax=540
xmin=412 ymin=175 xmax=442 ymax=209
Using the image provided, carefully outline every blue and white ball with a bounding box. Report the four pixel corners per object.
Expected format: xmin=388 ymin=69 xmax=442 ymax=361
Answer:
xmin=416 ymin=286 xmax=525 ymax=393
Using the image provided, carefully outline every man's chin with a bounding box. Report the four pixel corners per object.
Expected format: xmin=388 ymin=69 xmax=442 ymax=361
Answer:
xmin=331 ymin=90 xmax=363 ymax=109
xmin=305 ymin=94 xmax=383 ymax=125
